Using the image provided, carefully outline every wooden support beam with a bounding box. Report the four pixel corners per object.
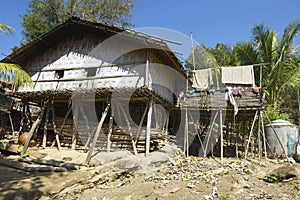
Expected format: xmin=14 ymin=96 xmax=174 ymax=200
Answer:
xmin=184 ymin=107 xmax=189 ymax=156
xmin=220 ymin=110 xmax=224 ymax=165
xmin=261 ymin=110 xmax=267 ymax=163
xmin=8 ymin=113 xmax=14 ymax=137
xmin=245 ymin=110 xmax=258 ymax=159
xmin=188 ymin=111 xmax=205 ymax=155
xmin=58 ymin=105 xmax=72 ymax=135
xmin=42 ymin=104 xmax=50 ymax=148
xmin=145 ymin=49 xmax=150 ymax=87
xmin=146 ymin=99 xmax=153 ymax=156
xmin=118 ymin=104 xmax=138 ymax=155
xmin=71 ymin=103 xmax=79 ymax=150
xmin=85 ymin=103 xmax=110 ymax=165
xmin=51 ymin=103 xmax=61 ymax=150
xmin=20 ymin=108 xmax=45 ymax=157
xmin=135 ymin=102 xmax=149 ymax=144
xmin=78 ymin=104 xmax=91 ymax=148
xmin=203 ymin=112 xmax=218 ymax=157
xmin=107 ymin=106 xmax=114 ymax=152
xmin=257 ymin=110 xmax=262 ymax=162
xmin=163 ymin=109 xmax=170 ymax=134
xmin=71 ymin=128 xmax=77 ymax=150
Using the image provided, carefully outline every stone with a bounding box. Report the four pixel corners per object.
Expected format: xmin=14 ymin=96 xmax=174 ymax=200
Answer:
xmin=272 ymin=165 xmax=298 ymax=181
xmin=169 ymin=187 xmax=180 ymax=193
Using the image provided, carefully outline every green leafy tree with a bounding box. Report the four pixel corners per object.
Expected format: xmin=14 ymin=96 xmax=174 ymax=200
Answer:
xmin=0 ymin=24 xmax=32 ymax=88
xmin=185 ymin=44 xmax=221 ymax=70
xmin=21 ymin=0 xmax=136 ymax=42
xmin=233 ymin=22 xmax=300 ymax=110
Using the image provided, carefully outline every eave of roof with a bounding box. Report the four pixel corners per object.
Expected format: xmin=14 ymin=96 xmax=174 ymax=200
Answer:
xmin=1 ymin=16 xmax=186 ymax=77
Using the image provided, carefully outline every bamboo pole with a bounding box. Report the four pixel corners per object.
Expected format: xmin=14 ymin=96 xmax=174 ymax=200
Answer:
xmin=58 ymin=105 xmax=72 ymax=135
xmin=204 ymin=112 xmax=218 ymax=157
xmin=20 ymin=108 xmax=45 ymax=157
xmin=85 ymin=103 xmax=110 ymax=165
xmin=8 ymin=113 xmax=14 ymax=137
xmin=135 ymin=102 xmax=149 ymax=144
xmin=185 ymin=107 xmax=189 ymax=156
xmin=71 ymin=103 xmax=79 ymax=150
xmin=78 ymin=104 xmax=91 ymax=148
xmin=164 ymin=110 xmax=170 ymax=134
xmin=146 ymin=99 xmax=153 ymax=156
xmin=42 ymin=104 xmax=50 ymax=148
xmin=258 ymin=109 xmax=262 ymax=162
xmin=145 ymin=49 xmax=150 ymax=87
xmin=188 ymin=111 xmax=205 ymax=155
xmin=261 ymin=110 xmax=267 ymax=163
xmin=220 ymin=110 xmax=224 ymax=165
xmin=118 ymin=104 xmax=138 ymax=155
xmin=107 ymin=106 xmax=114 ymax=152
xmin=51 ymin=103 xmax=61 ymax=150
xmin=245 ymin=110 xmax=258 ymax=159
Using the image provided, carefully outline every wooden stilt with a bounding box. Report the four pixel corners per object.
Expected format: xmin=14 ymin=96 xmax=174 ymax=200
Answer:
xmin=42 ymin=105 xmax=50 ymax=148
xmin=204 ymin=112 xmax=218 ymax=157
xmin=234 ymin=115 xmax=239 ymax=159
xmin=135 ymin=102 xmax=149 ymax=144
xmin=146 ymin=99 xmax=153 ymax=156
xmin=220 ymin=110 xmax=224 ymax=165
xmin=118 ymin=103 xmax=138 ymax=155
xmin=85 ymin=103 xmax=110 ymax=165
xmin=8 ymin=113 xmax=14 ymax=137
xmin=20 ymin=108 xmax=45 ymax=157
xmin=51 ymin=103 xmax=61 ymax=150
xmin=188 ymin=111 xmax=205 ymax=154
xmin=18 ymin=105 xmax=26 ymax=135
xmin=153 ymin=103 xmax=159 ymax=129
xmin=26 ymin=104 xmax=33 ymax=129
xmin=261 ymin=110 xmax=267 ymax=163
xmin=257 ymin=109 xmax=262 ymax=162
xmin=59 ymin=105 xmax=72 ymax=135
xmin=164 ymin=110 xmax=170 ymax=135
xmin=71 ymin=103 xmax=79 ymax=150
xmin=245 ymin=110 xmax=258 ymax=159
xmin=71 ymin=127 xmax=77 ymax=150
xmin=78 ymin=104 xmax=91 ymax=148
xmin=185 ymin=107 xmax=189 ymax=156
xmin=107 ymin=106 xmax=114 ymax=152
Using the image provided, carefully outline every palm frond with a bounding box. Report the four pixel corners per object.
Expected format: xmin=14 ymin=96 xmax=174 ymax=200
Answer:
xmin=0 ymin=24 xmax=14 ymax=35
xmin=0 ymin=63 xmax=32 ymax=88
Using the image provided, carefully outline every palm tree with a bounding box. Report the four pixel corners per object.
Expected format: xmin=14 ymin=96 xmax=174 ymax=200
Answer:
xmin=233 ymin=21 xmax=300 ymax=110
xmin=0 ymin=23 xmax=32 ymax=88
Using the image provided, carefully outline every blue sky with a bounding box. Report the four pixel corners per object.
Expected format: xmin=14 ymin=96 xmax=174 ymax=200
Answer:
xmin=0 ymin=0 xmax=300 ymax=60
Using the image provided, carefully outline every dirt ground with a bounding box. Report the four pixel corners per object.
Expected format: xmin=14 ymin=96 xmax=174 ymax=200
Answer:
xmin=0 ymin=145 xmax=300 ymax=200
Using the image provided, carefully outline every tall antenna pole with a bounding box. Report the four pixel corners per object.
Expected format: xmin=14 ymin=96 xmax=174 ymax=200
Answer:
xmin=190 ymin=32 xmax=196 ymax=71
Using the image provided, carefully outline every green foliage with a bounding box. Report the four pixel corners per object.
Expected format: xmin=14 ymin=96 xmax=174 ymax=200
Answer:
xmin=266 ymin=172 xmax=277 ymax=183
xmin=0 ymin=63 xmax=32 ymax=88
xmin=21 ymin=0 xmax=136 ymax=42
xmin=185 ymin=43 xmax=233 ymax=70
xmin=263 ymin=106 xmax=291 ymax=122
xmin=0 ymin=24 xmax=14 ymax=35
xmin=0 ymin=23 xmax=32 ymax=88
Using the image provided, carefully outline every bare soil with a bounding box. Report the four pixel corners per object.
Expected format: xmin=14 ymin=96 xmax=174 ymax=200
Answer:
xmin=0 ymin=145 xmax=299 ymax=200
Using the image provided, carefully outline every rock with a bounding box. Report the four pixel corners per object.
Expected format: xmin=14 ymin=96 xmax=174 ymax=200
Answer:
xmin=272 ymin=165 xmax=298 ymax=181
xmin=169 ymin=187 xmax=180 ymax=193
xmin=244 ymin=184 xmax=251 ymax=189
xmin=187 ymin=183 xmax=195 ymax=188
